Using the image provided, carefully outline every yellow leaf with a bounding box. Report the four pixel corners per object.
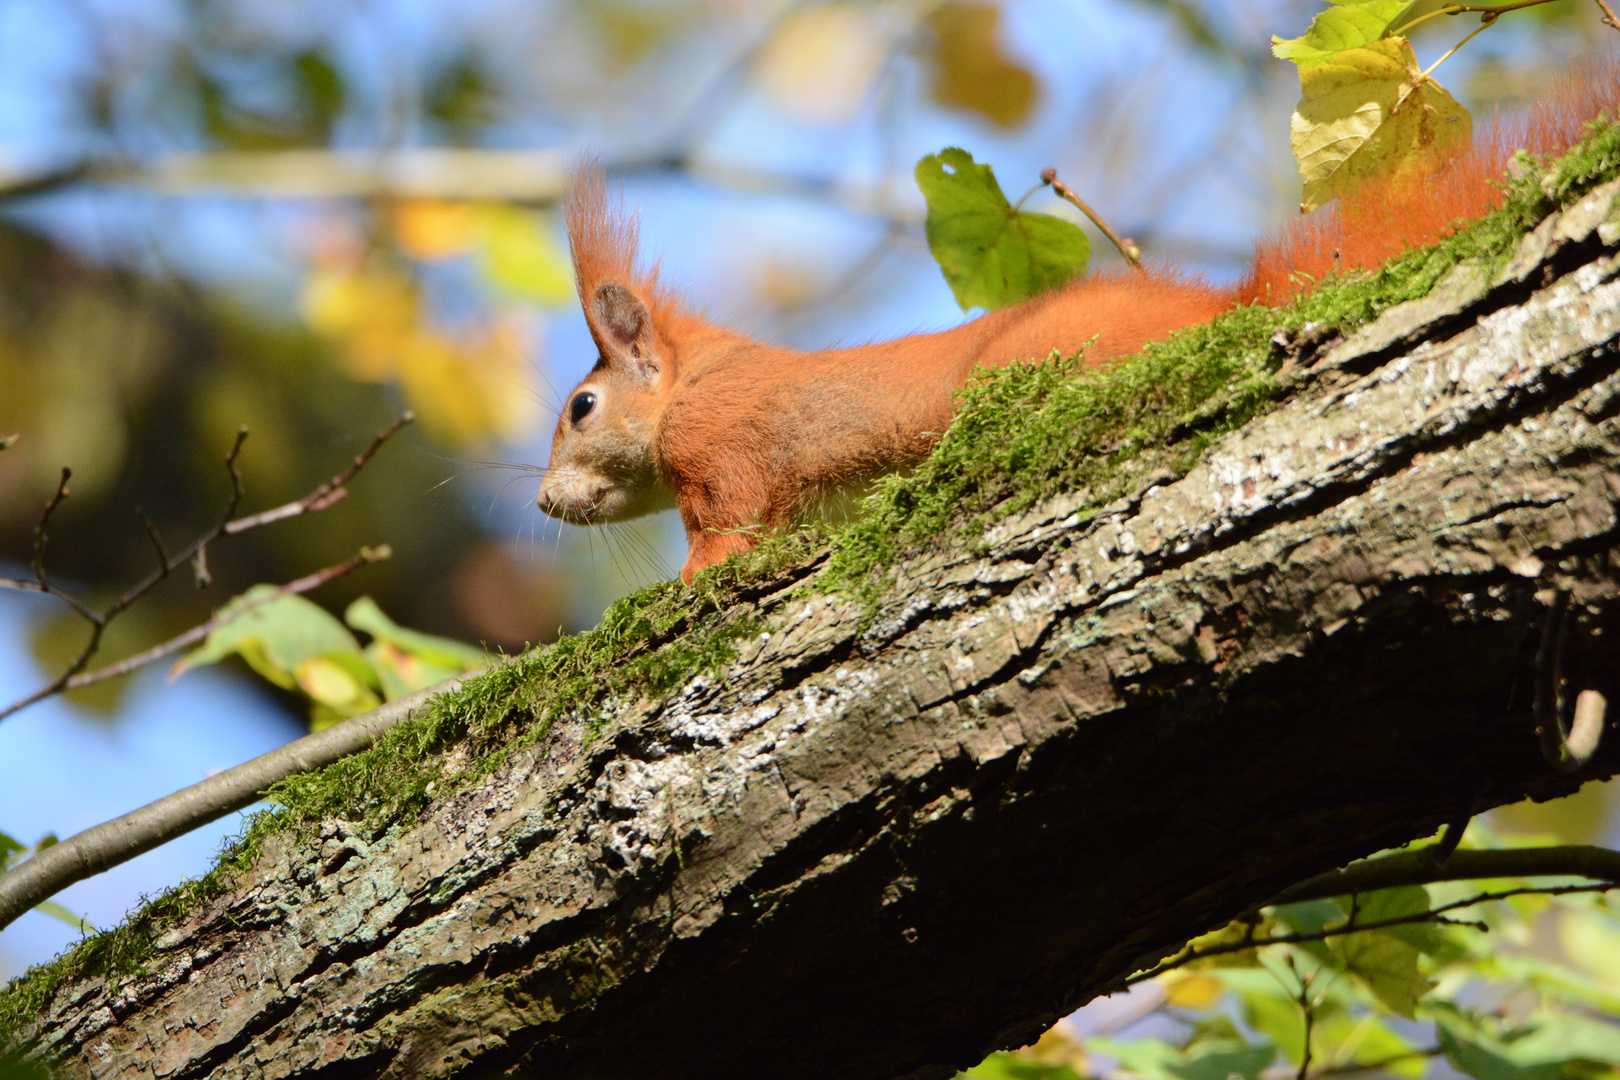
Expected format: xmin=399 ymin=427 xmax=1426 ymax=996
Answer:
xmin=1289 ymin=36 xmax=1471 ymax=212
xmin=1161 ymin=971 xmax=1225 ymax=1009
xmin=473 ymin=204 xmax=575 ymax=304
xmin=294 ymin=655 xmax=380 ymax=717
xmin=393 ymin=199 xmax=479 ymax=261
xmin=926 ymin=2 xmax=1039 ymax=129
xmin=300 ymin=267 xmax=365 ymax=336
xmin=301 ymin=265 xmax=421 ymax=381
xmin=755 ymin=5 xmax=886 ymax=124
xmin=394 ymin=317 xmax=539 ymax=447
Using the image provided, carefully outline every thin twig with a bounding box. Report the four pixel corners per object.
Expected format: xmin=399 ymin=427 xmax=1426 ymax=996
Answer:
xmin=223 ymin=411 xmax=414 ymax=534
xmin=1120 ymin=881 xmax=1614 ymax=988
xmin=64 ymin=546 xmax=391 ymax=691
xmin=1040 ymin=168 xmax=1144 ymax=272
xmin=0 ymin=671 xmax=477 ymax=933
xmin=1390 ymin=0 xmax=1564 ymax=36
xmin=0 ymin=416 xmax=413 ymax=724
xmin=1418 ymin=18 xmax=1497 ymax=81
xmin=1595 ymin=0 xmax=1620 ymax=30
xmin=133 ymin=506 xmax=170 ymax=572
xmin=1290 ymin=957 xmax=1313 ymax=1080
xmin=31 ymin=468 xmax=71 ymax=584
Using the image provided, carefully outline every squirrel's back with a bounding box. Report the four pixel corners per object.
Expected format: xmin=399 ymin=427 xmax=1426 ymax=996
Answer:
xmin=1240 ymin=59 xmax=1620 ymax=308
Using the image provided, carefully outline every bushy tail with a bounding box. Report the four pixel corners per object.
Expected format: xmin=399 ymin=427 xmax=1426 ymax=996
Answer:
xmin=1235 ymin=58 xmax=1620 ymax=309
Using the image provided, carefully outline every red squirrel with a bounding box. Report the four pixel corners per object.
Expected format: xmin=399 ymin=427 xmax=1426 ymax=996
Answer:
xmin=538 ymin=69 xmax=1620 ymax=584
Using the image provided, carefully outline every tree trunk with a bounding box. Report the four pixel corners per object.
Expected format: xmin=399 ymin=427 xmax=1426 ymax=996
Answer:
xmin=14 ymin=179 xmax=1620 ymax=1080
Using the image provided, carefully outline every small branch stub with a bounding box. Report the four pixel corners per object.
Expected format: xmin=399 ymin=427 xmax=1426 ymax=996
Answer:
xmin=1041 ymin=167 xmax=1144 ymax=271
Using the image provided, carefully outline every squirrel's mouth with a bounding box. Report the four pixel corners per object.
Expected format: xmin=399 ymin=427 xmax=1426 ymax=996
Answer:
xmin=536 ymin=468 xmax=612 ymax=524
xmin=536 ymin=487 xmax=605 ymax=525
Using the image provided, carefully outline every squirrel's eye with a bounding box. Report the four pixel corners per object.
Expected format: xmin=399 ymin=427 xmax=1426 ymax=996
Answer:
xmin=569 ymin=392 xmax=597 ymax=426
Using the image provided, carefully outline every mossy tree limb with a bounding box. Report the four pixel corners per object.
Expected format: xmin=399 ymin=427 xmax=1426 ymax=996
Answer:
xmin=12 ymin=180 xmax=1620 ymax=1080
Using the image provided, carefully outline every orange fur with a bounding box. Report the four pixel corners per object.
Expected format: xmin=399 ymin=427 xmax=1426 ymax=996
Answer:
xmin=540 ymin=67 xmax=1618 ymax=583
xmin=1240 ymin=61 xmax=1620 ymax=306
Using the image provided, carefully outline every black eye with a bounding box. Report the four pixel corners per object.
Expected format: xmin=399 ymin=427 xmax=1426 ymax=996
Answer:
xmin=569 ymin=392 xmax=597 ymax=425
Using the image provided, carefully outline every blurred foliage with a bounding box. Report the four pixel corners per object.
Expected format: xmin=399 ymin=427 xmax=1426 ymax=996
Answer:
xmin=1493 ymin=784 xmax=1619 ymax=846
xmin=960 ymin=826 xmax=1620 ymax=1080
xmin=0 ymin=216 xmax=559 ymax=720
xmin=924 ymin=2 xmax=1039 ymax=129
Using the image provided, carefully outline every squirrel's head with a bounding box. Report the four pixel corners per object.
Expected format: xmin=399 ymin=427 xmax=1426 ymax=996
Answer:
xmin=538 ymin=168 xmax=681 ymax=526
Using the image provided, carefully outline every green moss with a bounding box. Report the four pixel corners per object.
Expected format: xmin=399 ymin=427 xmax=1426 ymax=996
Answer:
xmin=5 ymin=118 xmax=1620 ymax=1043
xmin=817 ymin=116 xmax=1620 ymax=601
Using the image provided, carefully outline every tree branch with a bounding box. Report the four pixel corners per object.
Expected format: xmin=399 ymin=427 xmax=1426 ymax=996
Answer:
xmin=1124 ymin=880 xmax=1615 ymax=987
xmin=0 ymin=672 xmax=470 ymax=933
xmin=0 ymin=415 xmax=413 ymax=723
xmin=1268 ymin=846 xmax=1620 ymax=905
xmin=63 ymin=546 xmax=391 ymax=692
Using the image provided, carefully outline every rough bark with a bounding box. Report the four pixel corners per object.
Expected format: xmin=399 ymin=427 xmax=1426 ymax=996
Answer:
xmin=15 ymin=179 xmax=1620 ymax=1080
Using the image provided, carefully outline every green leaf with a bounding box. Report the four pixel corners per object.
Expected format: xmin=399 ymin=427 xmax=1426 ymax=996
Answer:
xmin=1088 ymin=1035 xmax=1275 ymax=1080
xmin=1271 ymin=0 xmax=1408 ymax=68
xmin=1489 ymin=952 xmax=1620 ymax=1015
xmin=1508 ymin=1014 xmax=1620 ymax=1067
xmin=32 ymin=899 xmax=94 ymax=933
xmin=363 ymin=642 xmax=460 ymax=701
xmin=175 ymin=585 xmax=368 ymax=692
xmin=1288 ymin=36 xmax=1472 ymax=212
xmin=0 ymin=434 xmax=15 ymax=451
xmin=1383 ymin=0 xmax=1454 ymax=36
xmin=1439 ymin=1024 xmax=1561 ymax=1080
xmin=1218 ymin=969 xmax=1308 ymax=1063
xmin=1169 ymin=1040 xmax=1276 ymax=1080
xmin=916 ymin=147 xmax=1089 ymax=313
xmin=1338 ymin=885 xmax=1452 ymax=956
xmin=1317 ymin=1013 xmax=1424 ymax=1079
xmin=0 ymin=831 xmax=24 ymax=862
xmin=1087 ymin=1036 xmax=1182 ymax=1077
xmin=345 ymin=597 xmax=490 ymax=671
xmin=1331 ymin=929 xmax=1434 ymax=1018
xmin=960 ymin=1052 xmax=1082 ymax=1080
xmin=1274 ymin=898 xmax=1345 ymax=935
xmin=293 ymin=655 xmax=380 ymax=720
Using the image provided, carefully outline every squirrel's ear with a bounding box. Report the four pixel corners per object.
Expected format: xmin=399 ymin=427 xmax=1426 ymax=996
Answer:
xmin=590 ymin=280 xmax=663 ymax=383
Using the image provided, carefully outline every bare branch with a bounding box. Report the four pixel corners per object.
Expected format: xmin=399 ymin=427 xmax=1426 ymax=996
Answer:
xmin=1122 ymin=880 xmax=1616 ymax=988
xmin=0 ymin=671 xmax=475 ymax=933
xmin=223 ymin=412 xmax=414 ymax=535
xmin=0 ymin=417 xmax=411 ymax=724
xmin=30 ymin=467 xmax=71 ymax=584
xmin=1041 ymin=168 xmax=1144 ymax=271
xmin=1270 ymin=845 xmax=1620 ymax=904
xmin=133 ymin=506 xmax=170 ymax=574
xmin=64 ymin=545 xmax=392 ymax=692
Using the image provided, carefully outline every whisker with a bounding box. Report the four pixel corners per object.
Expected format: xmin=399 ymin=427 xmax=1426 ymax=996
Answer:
xmin=613 ymin=522 xmax=675 ymax=581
